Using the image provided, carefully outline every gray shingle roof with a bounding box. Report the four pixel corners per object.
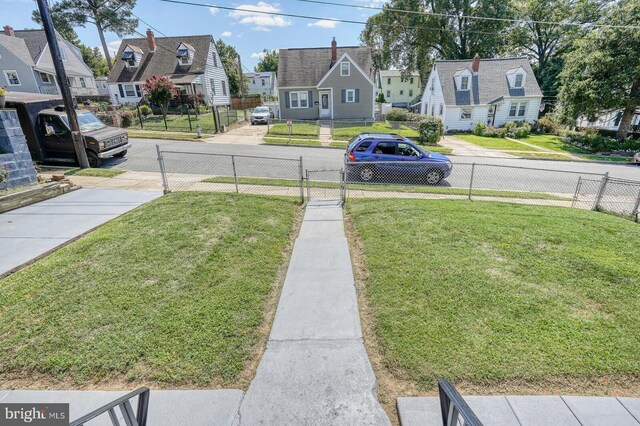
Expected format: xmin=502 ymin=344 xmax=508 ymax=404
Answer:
xmin=0 ymin=33 xmax=35 ymax=66
xmin=107 ymin=35 xmax=212 ymax=84
xmin=435 ymin=57 xmax=542 ymax=106
xmin=13 ymin=29 xmax=51 ymax=62
xmin=279 ymin=46 xmax=374 ymax=87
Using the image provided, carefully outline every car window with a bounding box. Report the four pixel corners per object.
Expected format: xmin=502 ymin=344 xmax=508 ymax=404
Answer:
xmin=355 ymin=141 xmax=372 ymax=152
xmin=43 ymin=116 xmax=68 ymax=135
xmin=373 ymin=142 xmax=396 ymax=155
xmin=397 ymin=143 xmax=420 ymax=157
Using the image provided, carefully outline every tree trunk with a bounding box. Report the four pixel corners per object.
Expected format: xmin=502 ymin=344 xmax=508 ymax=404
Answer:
xmin=96 ymin=19 xmax=112 ymax=70
xmin=616 ymin=80 xmax=640 ymax=141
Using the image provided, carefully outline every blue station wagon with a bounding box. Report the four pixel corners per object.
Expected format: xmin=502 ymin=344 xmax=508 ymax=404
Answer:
xmin=344 ymin=133 xmax=453 ymax=185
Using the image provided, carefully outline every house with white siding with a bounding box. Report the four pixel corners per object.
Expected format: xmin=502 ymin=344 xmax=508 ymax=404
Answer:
xmin=379 ymin=70 xmax=421 ymax=108
xmin=245 ymin=71 xmax=277 ymax=97
xmin=106 ymin=30 xmax=230 ymax=107
xmin=420 ymin=55 xmax=543 ymax=132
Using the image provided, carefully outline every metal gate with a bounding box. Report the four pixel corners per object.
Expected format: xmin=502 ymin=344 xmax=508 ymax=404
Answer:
xmin=572 ymin=176 xmax=604 ymax=210
xmin=305 ymin=169 xmax=345 ymax=202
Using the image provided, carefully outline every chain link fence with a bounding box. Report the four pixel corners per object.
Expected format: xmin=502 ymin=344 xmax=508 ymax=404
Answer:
xmin=156 ymin=147 xmax=304 ymax=201
xmin=156 ymin=147 xmax=640 ymax=220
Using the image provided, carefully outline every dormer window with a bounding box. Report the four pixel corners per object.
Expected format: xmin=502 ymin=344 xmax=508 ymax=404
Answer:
xmin=461 ymin=76 xmax=469 ymax=90
xmin=176 ymin=43 xmax=195 ymax=66
xmin=514 ymin=74 xmax=523 ymax=88
xmin=121 ymin=46 xmax=142 ymax=68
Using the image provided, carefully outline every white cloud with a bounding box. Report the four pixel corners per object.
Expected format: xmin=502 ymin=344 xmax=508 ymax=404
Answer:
xmin=229 ymin=2 xmax=291 ymax=31
xmin=97 ymin=40 xmax=122 ymax=58
xmin=307 ymin=19 xmax=338 ymax=29
xmin=251 ymin=51 xmax=267 ymax=59
xmin=221 ymin=31 xmax=233 ymax=37
xmin=209 ymin=7 xmax=218 ymax=15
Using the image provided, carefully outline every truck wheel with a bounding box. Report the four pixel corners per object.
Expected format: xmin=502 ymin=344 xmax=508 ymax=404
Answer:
xmin=114 ymin=150 xmax=127 ymax=158
xmin=86 ymin=151 xmax=101 ymax=168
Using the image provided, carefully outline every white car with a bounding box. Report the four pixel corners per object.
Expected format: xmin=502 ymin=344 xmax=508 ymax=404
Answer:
xmin=251 ymin=107 xmax=271 ymax=125
xmin=634 ymin=152 xmax=640 ymax=165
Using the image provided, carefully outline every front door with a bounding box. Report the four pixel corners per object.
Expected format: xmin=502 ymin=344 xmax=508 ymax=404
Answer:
xmin=320 ymin=91 xmax=331 ymax=118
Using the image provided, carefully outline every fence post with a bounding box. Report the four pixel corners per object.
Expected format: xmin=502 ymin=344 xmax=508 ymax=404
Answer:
xmin=572 ymin=176 xmax=582 ymax=208
xmin=593 ymin=172 xmax=609 ymax=211
xmin=186 ymin=105 xmax=193 ymax=131
xmin=306 ymin=170 xmax=310 ymax=201
xmin=231 ymin=155 xmax=239 ymax=193
xmin=468 ymin=163 xmax=475 ymax=200
xmin=163 ymin=113 xmax=168 ymax=131
xmin=137 ymin=105 xmax=144 ymax=130
xmin=299 ymin=156 xmax=304 ymax=204
xmin=632 ymin=186 xmax=640 ymax=222
xmin=156 ymin=144 xmax=170 ymax=194
xmin=212 ymin=106 xmax=220 ymax=133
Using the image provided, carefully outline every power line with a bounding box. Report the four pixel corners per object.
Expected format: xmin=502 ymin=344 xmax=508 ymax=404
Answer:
xmin=130 ymin=11 xmax=167 ymax=36
xmin=292 ymin=0 xmax=639 ymax=30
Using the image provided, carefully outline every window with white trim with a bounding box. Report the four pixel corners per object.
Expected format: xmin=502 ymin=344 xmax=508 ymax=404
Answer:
xmin=221 ymin=80 xmax=227 ymax=96
xmin=39 ymin=72 xmax=52 ymax=84
xmin=4 ymin=70 xmax=20 ymax=86
xmin=290 ymin=91 xmax=308 ymax=108
xmin=387 ymin=78 xmax=391 ymax=85
xmin=386 ymin=90 xmax=390 ymax=97
xmin=340 ymin=62 xmax=350 ymax=76
xmin=124 ymin=84 xmax=136 ymax=97
xmin=410 ymin=77 xmax=414 ymax=84
xmin=399 ymin=90 xmax=404 ymax=95
xmin=210 ymin=78 xmax=216 ymax=95
xmin=460 ymin=107 xmax=472 ymax=120
xmin=409 ymin=90 xmax=413 ymax=97
xmin=345 ymin=89 xmax=356 ymax=103
xmin=509 ymin=101 xmax=528 ymax=118
xmin=439 ymin=103 xmax=443 ymax=115
xmin=460 ymin=76 xmax=469 ymax=90
xmin=514 ymin=74 xmax=523 ymax=88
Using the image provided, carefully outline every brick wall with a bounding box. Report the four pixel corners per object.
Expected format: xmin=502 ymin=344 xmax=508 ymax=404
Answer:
xmin=0 ymin=110 xmax=38 ymax=189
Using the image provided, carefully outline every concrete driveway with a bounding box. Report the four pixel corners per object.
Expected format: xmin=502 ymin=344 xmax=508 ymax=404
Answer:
xmin=0 ymin=188 xmax=161 ymax=277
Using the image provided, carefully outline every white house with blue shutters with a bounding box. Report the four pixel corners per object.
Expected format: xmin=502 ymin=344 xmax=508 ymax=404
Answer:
xmin=106 ymin=30 xmax=230 ymax=107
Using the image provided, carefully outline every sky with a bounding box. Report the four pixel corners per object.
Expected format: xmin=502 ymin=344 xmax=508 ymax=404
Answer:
xmin=1 ymin=0 xmax=384 ymax=70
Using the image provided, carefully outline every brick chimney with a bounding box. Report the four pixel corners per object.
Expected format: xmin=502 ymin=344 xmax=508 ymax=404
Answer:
xmin=330 ymin=37 xmax=337 ymax=68
xmin=3 ymin=25 xmax=15 ymax=37
xmin=146 ymin=29 xmax=156 ymax=52
xmin=472 ymin=53 xmax=480 ymax=73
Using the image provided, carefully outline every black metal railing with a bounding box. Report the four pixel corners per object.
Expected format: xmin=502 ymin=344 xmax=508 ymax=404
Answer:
xmin=69 ymin=387 xmax=150 ymax=426
xmin=439 ymin=379 xmax=483 ymax=426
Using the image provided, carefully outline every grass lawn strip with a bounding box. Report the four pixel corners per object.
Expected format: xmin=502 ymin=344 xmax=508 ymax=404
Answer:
xmin=262 ymin=138 xmax=321 ymax=146
xmin=519 ymin=135 xmax=587 ymax=154
xmin=201 ymin=176 xmax=570 ymax=201
xmin=332 ymin=122 xmax=419 ymax=141
xmin=128 ymin=131 xmax=211 ymax=141
xmin=0 ymin=193 xmax=300 ymax=387
xmin=347 ymin=199 xmax=640 ymax=391
xmin=267 ymin=123 xmax=319 ymax=137
xmin=580 ymin=155 xmax=633 ymax=163
xmin=513 ymin=152 xmax=573 ymax=160
xmin=64 ymin=168 xmax=126 ymax=178
xmin=454 ymin=134 xmax=542 ymax=151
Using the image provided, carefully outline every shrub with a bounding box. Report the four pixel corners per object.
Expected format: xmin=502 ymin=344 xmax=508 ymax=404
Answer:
xmin=139 ymin=104 xmax=152 ymax=117
xmin=385 ymin=108 xmax=412 ymax=122
xmin=501 ymin=121 xmax=531 ymax=138
xmin=96 ymin=113 xmax=114 ymax=126
xmin=533 ymin=116 xmax=560 ymax=135
xmin=484 ymin=126 xmax=507 ymax=138
xmin=562 ymin=131 xmax=640 ymax=153
xmin=119 ymin=111 xmax=134 ymax=128
xmin=473 ymin=121 xmax=486 ymax=136
xmin=417 ymin=115 xmax=444 ymax=144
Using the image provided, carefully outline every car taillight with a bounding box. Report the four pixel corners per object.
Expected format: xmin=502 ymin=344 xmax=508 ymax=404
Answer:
xmin=348 ymin=151 xmax=355 ymax=162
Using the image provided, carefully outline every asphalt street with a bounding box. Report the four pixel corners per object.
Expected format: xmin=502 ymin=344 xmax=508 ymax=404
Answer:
xmin=103 ymin=138 xmax=640 ymax=195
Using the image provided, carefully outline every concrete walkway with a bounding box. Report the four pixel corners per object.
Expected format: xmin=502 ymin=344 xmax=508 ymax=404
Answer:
xmin=319 ymin=122 xmax=332 ymax=146
xmin=237 ymin=200 xmax=390 ymax=425
xmin=398 ymin=395 xmax=640 ymax=426
xmin=0 ymin=188 xmax=160 ymax=277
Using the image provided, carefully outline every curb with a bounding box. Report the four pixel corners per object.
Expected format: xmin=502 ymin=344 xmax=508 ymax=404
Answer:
xmin=260 ymin=142 xmax=346 ymax=150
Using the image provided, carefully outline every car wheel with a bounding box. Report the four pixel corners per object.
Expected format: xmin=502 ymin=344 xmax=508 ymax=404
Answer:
xmin=86 ymin=151 xmax=101 ymax=168
xmin=425 ymin=168 xmax=443 ymax=185
xmin=358 ymin=165 xmax=376 ymax=182
xmin=114 ymin=150 xmax=127 ymax=158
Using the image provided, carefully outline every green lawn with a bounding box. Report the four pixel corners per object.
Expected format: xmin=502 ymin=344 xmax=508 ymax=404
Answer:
xmin=201 ymin=177 xmax=570 ymax=201
xmin=423 ymin=146 xmax=454 ymax=154
xmin=513 ymin=152 xmax=572 ymax=160
xmin=262 ymin=137 xmax=321 ymax=146
xmin=347 ymin=199 xmax=640 ymax=389
xmin=329 ymin=141 xmax=349 ymax=148
xmin=454 ymin=134 xmax=541 ymax=151
xmin=138 ymin=113 xmax=218 ymax=133
xmin=580 ymin=155 xmax=633 ymax=163
xmin=520 ymin=134 xmax=587 ymax=154
xmin=0 ymin=193 xmax=299 ymax=386
xmin=267 ymin=123 xmax=319 ymax=137
xmin=332 ymin=122 xmax=419 ymax=141
xmin=64 ymin=168 xmax=126 ymax=177
xmin=128 ymin=130 xmax=211 ymax=141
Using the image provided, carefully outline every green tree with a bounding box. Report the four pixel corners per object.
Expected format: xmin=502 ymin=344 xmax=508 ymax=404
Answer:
xmin=254 ymin=49 xmax=278 ymax=73
xmin=215 ymin=39 xmax=248 ymax=96
xmin=32 ymin=0 xmax=138 ymax=69
xmin=558 ymin=0 xmax=640 ymax=141
xmin=376 ymin=92 xmax=386 ymax=103
xmin=79 ymin=45 xmax=110 ymax=77
xmin=361 ymin=0 xmax=511 ymax=81
xmin=507 ymin=0 xmax=606 ymax=99
xmin=143 ymin=76 xmax=176 ymax=120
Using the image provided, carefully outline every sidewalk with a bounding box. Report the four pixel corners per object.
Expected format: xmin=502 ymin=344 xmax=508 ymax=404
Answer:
xmin=237 ymin=200 xmax=390 ymax=425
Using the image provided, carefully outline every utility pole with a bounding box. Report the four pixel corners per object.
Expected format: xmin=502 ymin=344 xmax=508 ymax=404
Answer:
xmin=36 ymin=0 xmax=90 ymax=168
xmin=237 ymin=54 xmax=244 ymax=113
